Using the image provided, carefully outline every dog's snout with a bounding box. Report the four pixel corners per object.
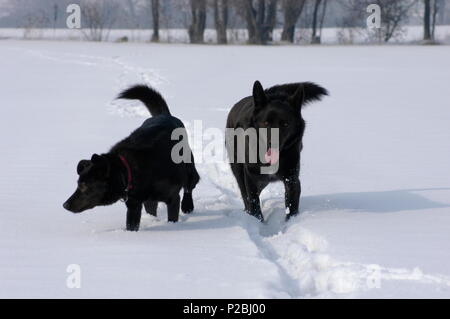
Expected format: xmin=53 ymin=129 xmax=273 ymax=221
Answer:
xmin=63 ymin=199 xmax=77 ymax=212
xmin=63 ymin=201 xmax=70 ymax=210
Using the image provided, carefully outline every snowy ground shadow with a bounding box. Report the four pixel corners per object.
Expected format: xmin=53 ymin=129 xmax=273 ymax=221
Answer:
xmin=139 ymin=209 xmax=237 ymax=232
xmin=126 ymin=188 xmax=450 ymax=233
xmin=302 ymin=188 xmax=450 ymax=214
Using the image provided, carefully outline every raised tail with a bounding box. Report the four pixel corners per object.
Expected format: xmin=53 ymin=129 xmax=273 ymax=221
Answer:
xmin=266 ymin=82 xmax=329 ymax=105
xmin=118 ymin=84 xmax=171 ymax=117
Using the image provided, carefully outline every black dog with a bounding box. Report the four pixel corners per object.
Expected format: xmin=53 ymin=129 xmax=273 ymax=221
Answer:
xmin=226 ymin=81 xmax=328 ymax=222
xmin=63 ymin=85 xmax=200 ymax=231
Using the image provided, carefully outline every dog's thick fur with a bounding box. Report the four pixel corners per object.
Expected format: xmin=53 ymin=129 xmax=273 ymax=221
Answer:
xmin=226 ymin=81 xmax=328 ymax=221
xmin=63 ymin=85 xmax=200 ymax=231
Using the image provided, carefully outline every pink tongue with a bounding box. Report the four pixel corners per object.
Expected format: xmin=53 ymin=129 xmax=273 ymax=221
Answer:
xmin=264 ymin=148 xmax=279 ymax=165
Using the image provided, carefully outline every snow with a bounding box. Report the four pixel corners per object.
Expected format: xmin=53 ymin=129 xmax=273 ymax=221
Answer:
xmin=1 ymin=25 xmax=450 ymax=44
xmin=1 ymin=39 xmax=450 ymax=298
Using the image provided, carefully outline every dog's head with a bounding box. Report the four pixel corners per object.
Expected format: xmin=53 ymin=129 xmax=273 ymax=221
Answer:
xmin=63 ymin=154 xmax=112 ymax=213
xmin=251 ymin=81 xmax=305 ymax=164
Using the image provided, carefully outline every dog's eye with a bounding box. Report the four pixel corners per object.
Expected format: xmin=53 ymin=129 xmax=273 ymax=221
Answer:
xmin=261 ymin=121 xmax=269 ymax=127
xmin=281 ymin=121 xmax=289 ymax=127
xmin=79 ymin=183 xmax=88 ymax=193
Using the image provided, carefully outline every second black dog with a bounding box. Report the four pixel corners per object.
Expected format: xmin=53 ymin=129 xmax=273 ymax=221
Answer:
xmin=226 ymin=81 xmax=328 ymax=222
xmin=63 ymin=85 xmax=200 ymax=231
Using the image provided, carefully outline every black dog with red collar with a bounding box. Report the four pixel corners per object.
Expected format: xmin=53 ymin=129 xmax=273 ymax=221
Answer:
xmin=63 ymin=85 xmax=200 ymax=231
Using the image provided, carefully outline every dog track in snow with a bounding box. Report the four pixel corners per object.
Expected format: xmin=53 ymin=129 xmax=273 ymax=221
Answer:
xmin=109 ymin=55 xmax=167 ymax=117
xmin=19 ymin=47 xmax=166 ymax=118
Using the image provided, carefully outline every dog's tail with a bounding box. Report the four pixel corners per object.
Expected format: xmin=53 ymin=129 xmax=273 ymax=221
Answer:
xmin=266 ymin=82 xmax=329 ymax=106
xmin=118 ymin=85 xmax=171 ymax=117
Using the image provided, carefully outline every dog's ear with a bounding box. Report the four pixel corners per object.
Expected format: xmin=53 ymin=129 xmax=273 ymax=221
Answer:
xmin=253 ymin=81 xmax=267 ymax=111
xmin=90 ymin=154 xmax=110 ymax=177
xmin=288 ymin=84 xmax=305 ymax=110
xmin=91 ymin=154 xmax=102 ymax=163
xmin=77 ymin=160 xmax=92 ymax=175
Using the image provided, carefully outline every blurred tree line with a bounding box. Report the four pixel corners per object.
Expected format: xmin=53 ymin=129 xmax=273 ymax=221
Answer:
xmin=0 ymin=0 xmax=448 ymax=44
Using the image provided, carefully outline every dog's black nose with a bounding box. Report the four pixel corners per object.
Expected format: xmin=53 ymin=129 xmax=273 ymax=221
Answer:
xmin=63 ymin=201 xmax=69 ymax=210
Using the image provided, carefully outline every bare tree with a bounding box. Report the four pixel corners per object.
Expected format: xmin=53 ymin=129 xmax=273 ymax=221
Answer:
xmin=336 ymin=1 xmax=361 ymax=45
xmin=22 ymin=9 xmax=49 ymax=39
xmin=424 ymin=0 xmax=442 ymax=41
xmin=151 ymin=0 xmax=160 ymax=42
xmin=52 ymin=3 xmax=58 ymax=32
xmin=226 ymin=2 xmax=247 ymax=43
xmin=121 ymin=0 xmax=142 ymax=41
xmin=281 ymin=0 xmax=306 ymax=43
xmin=81 ymin=0 xmax=118 ymax=42
xmin=431 ymin=0 xmax=438 ymax=38
xmin=379 ymin=0 xmax=416 ymax=42
xmin=189 ymin=0 xmax=207 ymax=43
xmin=264 ymin=0 xmax=278 ymax=42
xmin=340 ymin=0 xmax=415 ymax=43
xmin=311 ymin=0 xmax=322 ymax=43
xmin=125 ymin=0 xmax=139 ymax=28
xmin=424 ymin=0 xmax=432 ymax=40
xmin=318 ymin=0 xmax=328 ymax=38
xmin=241 ymin=0 xmax=278 ymax=44
xmin=214 ymin=0 xmax=229 ymax=44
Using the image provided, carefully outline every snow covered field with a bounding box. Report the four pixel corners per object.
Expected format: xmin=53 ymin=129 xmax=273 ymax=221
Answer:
xmin=1 ymin=40 xmax=450 ymax=298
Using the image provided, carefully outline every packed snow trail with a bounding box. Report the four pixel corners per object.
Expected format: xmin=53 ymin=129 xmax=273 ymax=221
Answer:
xmin=204 ymin=163 xmax=450 ymax=297
xmin=1 ymin=41 xmax=450 ymax=298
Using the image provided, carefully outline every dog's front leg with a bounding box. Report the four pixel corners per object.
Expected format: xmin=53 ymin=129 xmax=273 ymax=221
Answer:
xmin=167 ymin=194 xmax=180 ymax=223
xmin=284 ymin=177 xmax=301 ymax=220
xmin=126 ymin=199 xmax=143 ymax=231
xmin=244 ymin=173 xmax=264 ymax=222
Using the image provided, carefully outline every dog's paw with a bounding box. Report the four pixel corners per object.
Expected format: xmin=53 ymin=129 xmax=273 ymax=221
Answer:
xmin=181 ymin=194 xmax=194 ymax=214
xmin=126 ymin=224 xmax=140 ymax=232
xmin=285 ymin=211 xmax=299 ymax=222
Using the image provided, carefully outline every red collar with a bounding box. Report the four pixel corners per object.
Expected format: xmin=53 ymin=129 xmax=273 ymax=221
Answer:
xmin=118 ymin=155 xmax=133 ymax=192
